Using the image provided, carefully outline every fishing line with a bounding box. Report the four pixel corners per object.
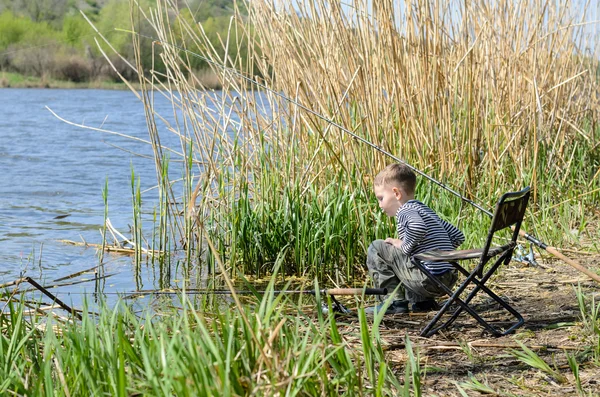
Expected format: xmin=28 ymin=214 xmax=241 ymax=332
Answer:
xmin=124 ymin=29 xmax=493 ymax=216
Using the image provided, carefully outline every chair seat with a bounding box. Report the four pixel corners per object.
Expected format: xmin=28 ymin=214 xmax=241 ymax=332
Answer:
xmin=414 ymin=242 xmax=516 ymax=262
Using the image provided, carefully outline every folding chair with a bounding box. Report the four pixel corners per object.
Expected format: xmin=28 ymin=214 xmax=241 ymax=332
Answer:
xmin=413 ymin=187 xmax=531 ymax=337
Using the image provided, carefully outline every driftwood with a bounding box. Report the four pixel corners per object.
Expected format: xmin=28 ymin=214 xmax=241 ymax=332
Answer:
xmin=59 ymin=239 xmax=138 ymax=254
xmin=59 ymin=239 xmax=163 ymax=256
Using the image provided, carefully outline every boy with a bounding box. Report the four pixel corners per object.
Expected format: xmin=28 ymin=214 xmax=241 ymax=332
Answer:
xmin=366 ymin=163 xmax=465 ymax=315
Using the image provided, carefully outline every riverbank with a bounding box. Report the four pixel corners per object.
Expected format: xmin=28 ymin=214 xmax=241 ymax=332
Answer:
xmin=0 ymin=69 xmax=222 ymax=90
xmin=0 ymin=71 xmax=135 ymax=90
xmin=1 ymin=250 xmax=599 ymax=395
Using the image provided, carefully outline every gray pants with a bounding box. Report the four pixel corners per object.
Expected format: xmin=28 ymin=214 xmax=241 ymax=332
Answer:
xmin=367 ymin=240 xmax=457 ymax=303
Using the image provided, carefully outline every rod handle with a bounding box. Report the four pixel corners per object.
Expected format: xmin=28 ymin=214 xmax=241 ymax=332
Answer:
xmin=325 ymin=288 xmax=388 ymax=296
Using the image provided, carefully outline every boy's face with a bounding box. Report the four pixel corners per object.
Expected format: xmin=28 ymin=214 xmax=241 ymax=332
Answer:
xmin=374 ymin=183 xmax=403 ymax=217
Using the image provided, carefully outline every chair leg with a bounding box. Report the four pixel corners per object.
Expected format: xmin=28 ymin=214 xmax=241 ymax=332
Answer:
xmin=418 ymin=262 xmax=478 ymax=336
xmin=463 ymin=263 xmax=524 ymax=335
xmin=416 ymin=259 xmax=524 ymax=337
xmin=451 ymin=255 xmax=524 ymax=335
xmin=420 ymin=269 xmax=495 ymax=336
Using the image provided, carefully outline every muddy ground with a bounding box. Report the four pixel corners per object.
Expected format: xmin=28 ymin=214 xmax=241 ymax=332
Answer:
xmin=340 ymin=254 xmax=600 ymax=396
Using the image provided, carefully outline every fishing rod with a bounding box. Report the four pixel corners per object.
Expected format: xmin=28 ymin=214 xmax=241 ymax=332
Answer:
xmin=120 ymin=287 xmax=387 ymax=298
xmin=122 ymin=30 xmax=599 ymax=284
xmin=3 ymin=278 xmax=387 ymax=316
xmin=123 ymin=287 xmax=387 ymax=314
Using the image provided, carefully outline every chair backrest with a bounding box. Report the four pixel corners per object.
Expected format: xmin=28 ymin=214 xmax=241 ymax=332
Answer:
xmin=490 ymin=187 xmax=530 ymax=232
xmin=481 ymin=187 xmax=531 ymax=261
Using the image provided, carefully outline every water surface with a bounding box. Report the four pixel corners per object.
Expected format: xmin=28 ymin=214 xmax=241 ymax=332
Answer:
xmin=0 ymin=88 xmax=192 ymax=307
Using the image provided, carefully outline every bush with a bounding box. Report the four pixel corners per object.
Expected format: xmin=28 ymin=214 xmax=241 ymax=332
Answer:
xmin=0 ymin=11 xmax=61 ymax=76
xmin=105 ymin=55 xmax=138 ymax=82
xmin=55 ymin=54 xmax=91 ymax=82
xmin=61 ymin=15 xmax=94 ymax=49
xmin=9 ymin=44 xmax=57 ymax=77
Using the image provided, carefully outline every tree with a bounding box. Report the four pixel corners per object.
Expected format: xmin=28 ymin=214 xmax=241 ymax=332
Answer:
xmin=3 ymin=0 xmax=69 ymax=25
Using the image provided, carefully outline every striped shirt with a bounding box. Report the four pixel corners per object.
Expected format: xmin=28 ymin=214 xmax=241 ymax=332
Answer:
xmin=396 ymin=200 xmax=465 ymax=274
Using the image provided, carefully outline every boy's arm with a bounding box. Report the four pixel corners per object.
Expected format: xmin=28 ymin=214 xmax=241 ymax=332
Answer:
xmin=441 ymin=219 xmax=465 ymax=248
xmin=384 ymin=238 xmax=403 ymax=248
xmin=398 ymin=212 xmax=427 ymax=255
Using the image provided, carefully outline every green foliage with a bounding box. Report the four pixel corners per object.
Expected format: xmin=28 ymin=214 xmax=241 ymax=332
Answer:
xmin=0 ymin=285 xmax=401 ymax=395
xmin=0 ymin=11 xmax=28 ymax=50
xmin=575 ymin=284 xmax=600 ymax=364
xmin=566 ymin=353 xmax=584 ymax=396
xmin=576 ymin=284 xmax=600 ymax=336
xmin=0 ymin=11 xmax=58 ymax=50
xmin=509 ymin=341 xmax=567 ymax=384
xmin=207 ymin=167 xmax=385 ymax=281
xmin=0 ymin=1 xmax=247 ymax=82
xmin=83 ymin=0 xmax=102 ymax=18
xmin=92 ymin=0 xmax=134 ymax=53
xmin=402 ymin=336 xmax=422 ymax=396
xmin=174 ymin=7 xmax=252 ymax=73
xmin=62 ymin=14 xmax=93 ymax=48
xmin=0 ymin=0 xmax=69 ymax=25
xmin=455 ymin=374 xmax=498 ymax=395
xmin=186 ymin=0 xmax=238 ymax=19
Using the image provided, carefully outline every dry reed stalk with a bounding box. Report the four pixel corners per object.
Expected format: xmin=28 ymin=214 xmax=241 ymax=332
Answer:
xmin=82 ymin=0 xmax=599 ymax=263
xmin=105 ymin=1 xmax=287 ymax=253
xmin=247 ymin=0 xmax=600 ymax=196
xmin=384 ymin=340 xmax=581 ymax=351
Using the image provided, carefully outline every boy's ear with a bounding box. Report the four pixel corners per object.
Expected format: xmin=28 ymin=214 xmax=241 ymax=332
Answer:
xmin=392 ymin=187 xmax=403 ymax=200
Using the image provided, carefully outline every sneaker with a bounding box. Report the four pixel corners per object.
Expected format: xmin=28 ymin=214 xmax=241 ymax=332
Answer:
xmin=412 ymin=300 xmax=439 ymax=312
xmin=364 ymin=300 xmax=409 ymax=315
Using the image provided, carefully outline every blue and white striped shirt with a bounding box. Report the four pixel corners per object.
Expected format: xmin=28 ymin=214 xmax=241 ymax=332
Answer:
xmin=396 ymin=200 xmax=465 ymax=274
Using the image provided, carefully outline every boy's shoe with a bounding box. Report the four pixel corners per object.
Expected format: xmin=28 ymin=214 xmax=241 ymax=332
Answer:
xmin=412 ymin=300 xmax=439 ymax=312
xmin=364 ymin=300 xmax=409 ymax=315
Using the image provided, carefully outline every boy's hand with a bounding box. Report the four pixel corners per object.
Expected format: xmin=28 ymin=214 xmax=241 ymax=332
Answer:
xmin=384 ymin=238 xmax=403 ymax=249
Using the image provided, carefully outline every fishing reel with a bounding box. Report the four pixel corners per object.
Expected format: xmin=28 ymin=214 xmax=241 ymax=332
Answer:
xmin=513 ymin=244 xmax=538 ymax=266
xmin=320 ymin=294 xmax=352 ymax=315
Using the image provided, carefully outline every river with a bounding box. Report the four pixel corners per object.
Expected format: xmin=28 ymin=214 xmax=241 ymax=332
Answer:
xmin=0 ymin=88 xmax=197 ymax=308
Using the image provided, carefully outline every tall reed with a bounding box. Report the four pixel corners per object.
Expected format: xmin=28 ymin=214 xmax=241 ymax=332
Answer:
xmin=249 ymin=0 xmax=600 ymax=199
xmin=93 ymin=0 xmax=599 ymax=281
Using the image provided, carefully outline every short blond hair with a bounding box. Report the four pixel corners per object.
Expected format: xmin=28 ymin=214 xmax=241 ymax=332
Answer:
xmin=374 ymin=163 xmax=416 ymax=194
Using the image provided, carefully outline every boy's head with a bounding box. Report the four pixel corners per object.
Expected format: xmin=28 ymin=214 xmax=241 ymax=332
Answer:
xmin=373 ymin=163 xmax=416 ymax=217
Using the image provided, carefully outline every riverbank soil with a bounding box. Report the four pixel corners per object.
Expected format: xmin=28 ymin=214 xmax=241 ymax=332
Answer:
xmin=0 ymin=72 xmax=130 ymax=89
xmin=343 ymin=254 xmax=600 ymax=396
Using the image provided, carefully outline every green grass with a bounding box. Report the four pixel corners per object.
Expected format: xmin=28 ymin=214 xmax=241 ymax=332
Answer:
xmin=0 ymin=281 xmax=407 ymax=396
xmin=575 ymin=284 xmax=600 ymax=365
xmin=0 ymin=71 xmax=45 ymax=87
xmin=455 ymin=374 xmax=499 ymax=396
xmin=509 ymin=341 xmax=567 ymax=384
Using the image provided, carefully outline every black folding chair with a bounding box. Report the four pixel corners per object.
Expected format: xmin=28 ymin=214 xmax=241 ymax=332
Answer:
xmin=413 ymin=187 xmax=531 ymax=337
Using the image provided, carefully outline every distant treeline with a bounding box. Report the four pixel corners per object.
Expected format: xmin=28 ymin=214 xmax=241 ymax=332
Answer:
xmin=0 ymin=0 xmax=247 ymax=85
